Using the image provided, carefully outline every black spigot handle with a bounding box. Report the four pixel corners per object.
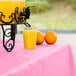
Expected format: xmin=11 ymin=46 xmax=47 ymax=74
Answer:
xmin=20 ymin=6 xmax=35 ymax=17
xmin=25 ymin=6 xmax=35 ymax=19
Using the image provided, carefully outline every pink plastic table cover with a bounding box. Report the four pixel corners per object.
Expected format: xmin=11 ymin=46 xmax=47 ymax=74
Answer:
xmin=0 ymin=41 xmax=75 ymax=76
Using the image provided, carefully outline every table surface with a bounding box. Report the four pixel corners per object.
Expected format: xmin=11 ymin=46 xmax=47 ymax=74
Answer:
xmin=0 ymin=41 xmax=75 ymax=76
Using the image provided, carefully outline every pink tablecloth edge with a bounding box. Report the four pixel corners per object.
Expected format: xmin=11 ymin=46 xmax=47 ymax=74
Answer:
xmin=0 ymin=40 xmax=76 ymax=76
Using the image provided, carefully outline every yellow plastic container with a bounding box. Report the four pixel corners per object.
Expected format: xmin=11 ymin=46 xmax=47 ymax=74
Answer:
xmin=0 ymin=0 xmax=25 ymax=24
xmin=23 ymin=27 xmax=37 ymax=49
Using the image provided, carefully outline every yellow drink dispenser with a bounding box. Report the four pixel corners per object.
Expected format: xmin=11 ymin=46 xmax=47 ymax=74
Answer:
xmin=0 ymin=0 xmax=26 ymax=24
xmin=0 ymin=0 xmax=33 ymax=52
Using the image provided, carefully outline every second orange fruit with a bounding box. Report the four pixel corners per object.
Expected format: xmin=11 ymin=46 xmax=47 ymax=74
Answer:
xmin=45 ymin=32 xmax=57 ymax=44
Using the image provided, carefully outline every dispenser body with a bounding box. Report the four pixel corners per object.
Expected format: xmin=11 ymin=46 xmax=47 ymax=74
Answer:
xmin=0 ymin=0 xmax=25 ymax=24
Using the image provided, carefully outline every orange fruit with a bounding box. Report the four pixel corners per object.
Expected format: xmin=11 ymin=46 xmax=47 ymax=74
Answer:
xmin=45 ymin=32 xmax=57 ymax=44
xmin=36 ymin=31 xmax=44 ymax=45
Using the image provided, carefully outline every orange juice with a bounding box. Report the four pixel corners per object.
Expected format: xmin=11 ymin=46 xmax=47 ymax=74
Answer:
xmin=23 ymin=29 xmax=37 ymax=49
xmin=0 ymin=0 xmax=25 ymax=24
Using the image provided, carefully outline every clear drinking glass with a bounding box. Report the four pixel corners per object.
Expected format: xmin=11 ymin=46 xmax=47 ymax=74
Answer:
xmin=23 ymin=27 xmax=37 ymax=49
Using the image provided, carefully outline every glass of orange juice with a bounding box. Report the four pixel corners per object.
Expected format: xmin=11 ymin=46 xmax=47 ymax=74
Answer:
xmin=23 ymin=27 xmax=37 ymax=49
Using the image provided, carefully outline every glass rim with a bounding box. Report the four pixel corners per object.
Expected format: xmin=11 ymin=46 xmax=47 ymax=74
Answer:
xmin=23 ymin=27 xmax=37 ymax=30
